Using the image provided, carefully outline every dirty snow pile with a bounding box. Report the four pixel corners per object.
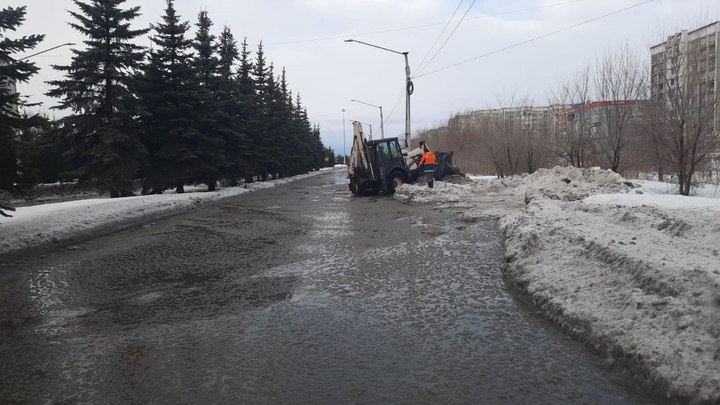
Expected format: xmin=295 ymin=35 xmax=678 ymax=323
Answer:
xmin=0 ymin=169 xmax=334 ymax=255
xmin=395 ymin=167 xmax=720 ymax=403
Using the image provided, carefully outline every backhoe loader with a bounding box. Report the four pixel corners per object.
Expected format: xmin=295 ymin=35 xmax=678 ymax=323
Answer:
xmin=347 ymin=121 xmax=458 ymax=194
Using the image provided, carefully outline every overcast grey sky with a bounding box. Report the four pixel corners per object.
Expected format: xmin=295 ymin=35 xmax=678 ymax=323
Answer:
xmin=12 ymin=0 xmax=720 ymax=155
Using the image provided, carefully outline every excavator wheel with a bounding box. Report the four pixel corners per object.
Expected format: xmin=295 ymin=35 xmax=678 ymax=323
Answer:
xmin=391 ymin=173 xmax=405 ymax=191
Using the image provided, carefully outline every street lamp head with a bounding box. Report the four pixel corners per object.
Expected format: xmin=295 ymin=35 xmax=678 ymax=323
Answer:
xmin=344 ymin=39 xmax=355 ymax=43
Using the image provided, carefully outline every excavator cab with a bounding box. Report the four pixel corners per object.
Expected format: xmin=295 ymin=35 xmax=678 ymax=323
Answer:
xmin=366 ymin=138 xmax=409 ymax=192
xmin=348 ymin=121 xmax=409 ymax=194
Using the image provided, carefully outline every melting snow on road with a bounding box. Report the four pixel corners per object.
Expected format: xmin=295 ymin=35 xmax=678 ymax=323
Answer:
xmin=395 ymin=166 xmax=720 ymax=403
xmin=0 ymin=169 xmax=334 ymax=255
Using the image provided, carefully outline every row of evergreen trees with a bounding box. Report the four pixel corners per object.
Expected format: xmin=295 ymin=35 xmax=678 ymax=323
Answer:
xmin=1 ymin=1 xmax=335 ymax=199
xmin=0 ymin=6 xmax=44 ymax=197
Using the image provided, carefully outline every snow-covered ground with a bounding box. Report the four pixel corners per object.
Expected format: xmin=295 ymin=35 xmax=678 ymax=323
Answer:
xmin=0 ymin=169 xmax=335 ymax=255
xmin=395 ymin=167 xmax=720 ymax=403
xmin=3 ymin=164 xmax=719 ymax=401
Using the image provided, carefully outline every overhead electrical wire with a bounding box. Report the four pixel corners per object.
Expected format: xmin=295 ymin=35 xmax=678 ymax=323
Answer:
xmin=414 ymin=0 xmax=466 ymax=75
xmin=383 ymin=85 xmax=406 ymax=126
xmin=416 ymin=0 xmax=477 ymax=75
xmin=265 ymin=0 xmax=590 ymax=48
xmin=383 ymin=0 xmax=582 ymax=134
xmin=413 ymin=0 xmax=657 ymax=79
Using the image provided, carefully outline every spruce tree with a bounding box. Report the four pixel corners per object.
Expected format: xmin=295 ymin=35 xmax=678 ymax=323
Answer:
xmin=47 ymin=0 xmax=148 ymax=197
xmin=236 ymin=37 xmax=259 ymax=182
xmin=323 ymin=144 xmax=335 ymax=168
xmin=310 ymin=124 xmax=324 ymax=171
xmin=30 ymin=116 xmax=72 ymax=183
xmin=190 ymin=10 xmax=226 ymax=191
xmin=293 ymin=93 xmax=314 ymax=173
xmin=0 ymin=6 xmax=44 ymax=194
xmin=266 ymin=63 xmax=293 ymax=178
xmin=216 ymin=26 xmax=249 ymax=186
xmin=251 ymin=42 xmax=272 ymax=180
xmin=278 ymin=68 xmax=305 ymax=176
xmin=138 ymin=0 xmax=202 ymax=193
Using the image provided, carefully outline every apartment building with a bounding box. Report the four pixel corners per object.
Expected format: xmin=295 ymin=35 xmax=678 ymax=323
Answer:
xmin=449 ymin=105 xmax=564 ymax=132
xmin=650 ymin=21 xmax=719 ymax=129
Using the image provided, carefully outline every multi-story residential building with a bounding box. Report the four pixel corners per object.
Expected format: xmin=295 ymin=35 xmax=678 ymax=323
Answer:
xmin=650 ymin=21 xmax=720 ymax=130
xmin=448 ymin=105 xmax=565 ymax=132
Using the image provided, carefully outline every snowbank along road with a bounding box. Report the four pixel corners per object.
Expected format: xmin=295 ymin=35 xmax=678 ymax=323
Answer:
xmin=1 ymin=170 xmax=656 ymax=403
xmin=396 ymin=166 xmax=720 ymax=403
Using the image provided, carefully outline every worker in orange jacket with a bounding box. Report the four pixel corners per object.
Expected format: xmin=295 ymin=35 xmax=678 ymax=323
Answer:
xmin=417 ymin=150 xmax=437 ymax=188
xmin=418 ymin=150 xmax=437 ymax=167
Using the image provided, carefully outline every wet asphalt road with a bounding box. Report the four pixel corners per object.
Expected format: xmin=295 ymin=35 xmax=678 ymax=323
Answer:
xmin=0 ymin=169 xmax=655 ymax=404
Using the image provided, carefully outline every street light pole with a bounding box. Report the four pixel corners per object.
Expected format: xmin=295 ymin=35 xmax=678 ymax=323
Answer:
xmin=379 ymin=105 xmax=384 ymax=140
xmin=342 ymin=108 xmax=346 ymax=165
xmin=7 ymin=42 xmax=76 ymax=115
xmin=345 ymin=39 xmax=412 ymax=147
xmin=350 ymin=99 xmax=385 ymax=140
xmin=403 ymin=52 xmax=411 ymax=147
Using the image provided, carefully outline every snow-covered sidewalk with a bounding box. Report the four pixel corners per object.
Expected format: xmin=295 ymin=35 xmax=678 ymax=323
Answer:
xmin=0 ymin=168 xmax=338 ymax=255
xmin=395 ymin=167 xmax=720 ymax=403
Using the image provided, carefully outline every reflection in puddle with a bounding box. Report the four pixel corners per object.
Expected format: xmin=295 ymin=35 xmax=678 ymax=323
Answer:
xmin=334 ymin=175 xmax=349 ymax=185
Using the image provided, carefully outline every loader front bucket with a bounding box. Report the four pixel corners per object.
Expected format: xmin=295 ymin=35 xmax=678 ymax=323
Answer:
xmin=434 ymin=151 xmax=459 ymax=180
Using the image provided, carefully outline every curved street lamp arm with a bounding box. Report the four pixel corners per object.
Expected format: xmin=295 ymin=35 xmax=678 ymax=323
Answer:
xmin=344 ymin=39 xmax=406 ymax=56
xmin=350 ymin=99 xmax=381 ymax=109
xmin=19 ymin=42 xmax=76 ymax=61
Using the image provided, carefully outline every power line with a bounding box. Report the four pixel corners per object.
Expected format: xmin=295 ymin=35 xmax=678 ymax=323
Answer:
xmin=413 ymin=0 xmax=657 ymax=79
xmin=415 ymin=0 xmax=466 ymax=74
xmin=417 ymin=0 xmax=477 ymax=75
xmin=265 ymin=0 xmax=589 ymax=48
xmin=383 ymin=85 xmax=406 ymax=129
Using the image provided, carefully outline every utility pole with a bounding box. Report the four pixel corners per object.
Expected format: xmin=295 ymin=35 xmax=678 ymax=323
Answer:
xmin=403 ymin=51 xmax=411 ymax=148
xmin=350 ymin=99 xmax=384 ymax=139
xmin=342 ymin=108 xmax=346 ymax=165
xmin=345 ymin=39 xmax=411 ymax=147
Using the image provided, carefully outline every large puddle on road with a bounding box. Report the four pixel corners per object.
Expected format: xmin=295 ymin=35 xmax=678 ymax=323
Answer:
xmin=240 ymin=186 xmax=655 ymax=404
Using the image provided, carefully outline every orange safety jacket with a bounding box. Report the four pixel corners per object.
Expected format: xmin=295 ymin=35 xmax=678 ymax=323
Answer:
xmin=418 ymin=151 xmax=437 ymax=166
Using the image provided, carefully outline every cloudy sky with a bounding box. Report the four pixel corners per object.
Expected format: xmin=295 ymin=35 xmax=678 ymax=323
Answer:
xmin=12 ymin=0 xmax=720 ymax=155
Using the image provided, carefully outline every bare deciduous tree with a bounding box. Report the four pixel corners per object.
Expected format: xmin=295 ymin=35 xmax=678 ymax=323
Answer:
xmin=492 ymin=92 xmax=529 ymax=177
xmin=650 ymin=33 xmax=719 ymax=195
xmin=548 ymin=68 xmax=592 ymax=168
xmin=592 ymin=45 xmax=649 ymax=173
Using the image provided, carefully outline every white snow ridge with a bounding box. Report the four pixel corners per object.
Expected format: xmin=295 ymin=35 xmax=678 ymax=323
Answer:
xmin=395 ymin=166 xmax=720 ymax=403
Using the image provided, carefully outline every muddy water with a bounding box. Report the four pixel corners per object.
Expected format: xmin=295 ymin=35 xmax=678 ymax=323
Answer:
xmin=0 ymin=170 xmax=655 ymax=404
